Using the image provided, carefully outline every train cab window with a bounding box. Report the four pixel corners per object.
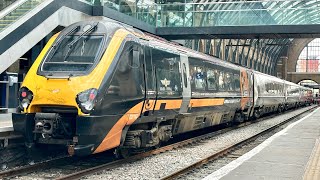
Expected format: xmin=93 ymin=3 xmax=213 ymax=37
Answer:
xmin=207 ymin=69 xmax=218 ymax=91
xmin=106 ymin=43 xmax=144 ymax=99
xmin=151 ymin=48 xmax=181 ymax=97
xmin=40 ymin=35 xmax=104 ymax=73
xmin=99 ymin=42 xmax=145 ymax=115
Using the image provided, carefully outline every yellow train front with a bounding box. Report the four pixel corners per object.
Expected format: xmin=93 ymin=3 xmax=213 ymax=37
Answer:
xmin=12 ymin=21 xmax=150 ymax=156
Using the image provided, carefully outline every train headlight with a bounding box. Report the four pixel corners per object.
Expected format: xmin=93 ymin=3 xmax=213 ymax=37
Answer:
xmin=21 ymin=99 xmax=30 ymax=108
xmin=76 ymin=88 xmax=97 ymax=114
xmin=18 ymin=87 xmax=33 ymax=111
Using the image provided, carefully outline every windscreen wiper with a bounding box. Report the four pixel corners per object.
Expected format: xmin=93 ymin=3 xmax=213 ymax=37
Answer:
xmin=53 ymin=25 xmax=80 ymax=49
xmin=64 ymin=22 xmax=99 ymax=61
xmin=45 ymin=26 xmax=80 ymax=62
xmin=45 ymin=73 xmax=74 ymax=81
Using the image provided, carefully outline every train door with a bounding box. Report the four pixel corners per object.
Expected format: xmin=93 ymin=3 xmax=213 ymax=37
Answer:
xmin=239 ymin=69 xmax=253 ymax=116
xmin=284 ymin=81 xmax=288 ymax=102
xmin=143 ymin=45 xmax=156 ymax=114
xmin=179 ymin=54 xmax=191 ymax=114
xmin=253 ymin=72 xmax=259 ymax=106
xmin=249 ymin=71 xmax=256 ymax=117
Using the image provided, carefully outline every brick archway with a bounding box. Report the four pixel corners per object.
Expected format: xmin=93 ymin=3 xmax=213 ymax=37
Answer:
xmin=287 ymin=38 xmax=314 ymax=73
xmin=287 ymin=73 xmax=320 ymax=84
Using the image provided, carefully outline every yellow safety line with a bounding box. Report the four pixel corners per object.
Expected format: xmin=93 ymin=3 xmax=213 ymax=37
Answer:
xmin=303 ymin=138 xmax=320 ymax=180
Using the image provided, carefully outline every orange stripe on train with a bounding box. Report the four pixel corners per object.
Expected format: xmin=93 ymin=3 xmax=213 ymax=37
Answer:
xmin=93 ymin=98 xmax=225 ymax=153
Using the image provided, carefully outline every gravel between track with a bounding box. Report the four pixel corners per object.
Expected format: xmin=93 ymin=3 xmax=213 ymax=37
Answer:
xmin=85 ymin=106 xmax=314 ymax=180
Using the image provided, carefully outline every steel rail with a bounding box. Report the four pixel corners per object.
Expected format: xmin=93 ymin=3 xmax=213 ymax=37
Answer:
xmin=0 ymin=155 xmax=69 ymax=179
xmin=55 ymin=124 xmax=238 ymax=180
xmin=160 ymin=106 xmax=318 ymax=180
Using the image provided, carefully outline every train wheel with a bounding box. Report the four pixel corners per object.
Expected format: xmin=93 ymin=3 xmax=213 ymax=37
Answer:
xmin=253 ymin=109 xmax=261 ymax=119
xmin=284 ymin=105 xmax=289 ymax=111
xmin=277 ymin=105 xmax=283 ymax=113
xmin=233 ymin=112 xmax=243 ymax=124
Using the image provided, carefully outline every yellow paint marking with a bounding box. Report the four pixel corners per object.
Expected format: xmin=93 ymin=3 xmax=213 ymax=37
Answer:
xmin=304 ymin=138 xmax=320 ymax=180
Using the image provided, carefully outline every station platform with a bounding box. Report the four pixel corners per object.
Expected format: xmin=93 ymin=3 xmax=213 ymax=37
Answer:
xmin=0 ymin=113 xmax=13 ymax=132
xmin=204 ymin=106 xmax=320 ymax=180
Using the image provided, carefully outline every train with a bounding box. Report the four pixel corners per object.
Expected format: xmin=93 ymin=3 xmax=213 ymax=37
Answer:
xmin=12 ymin=20 xmax=313 ymax=157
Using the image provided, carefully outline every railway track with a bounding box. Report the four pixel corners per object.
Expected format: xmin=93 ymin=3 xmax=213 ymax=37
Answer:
xmin=0 ymin=105 xmax=316 ymax=179
xmin=0 ymin=130 xmax=25 ymax=170
xmin=161 ymin=106 xmax=318 ymax=180
xmin=0 ymin=122 xmax=233 ymax=179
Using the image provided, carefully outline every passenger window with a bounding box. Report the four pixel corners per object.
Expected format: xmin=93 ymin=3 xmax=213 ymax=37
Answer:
xmin=152 ymin=48 xmax=181 ymax=96
xmin=234 ymin=74 xmax=240 ymax=91
xmin=191 ymin=66 xmax=206 ymax=90
xmin=219 ymin=71 xmax=225 ymax=90
xmin=275 ymin=84 xmax=280 ymax=94
xmin=183 ymin=63 xmax=188 ymax=88
xmin=270 ymin=83 xmax=275 ymax=94
xmin=207 ymin=69 xmax=218 ymax=91
xmin=225 ymin=72 xmax=234 ymax=91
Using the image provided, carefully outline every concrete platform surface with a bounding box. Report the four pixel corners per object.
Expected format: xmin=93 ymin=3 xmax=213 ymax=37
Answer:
xmin=0 ymin=113 xmax=13 ymax=132
xmin=204 ymin=107 xmax=320 ymax=180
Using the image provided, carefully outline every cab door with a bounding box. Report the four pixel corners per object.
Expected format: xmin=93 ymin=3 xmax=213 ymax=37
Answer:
xmin=142 ymin=45 xmax=156 ymax=114
xmin=179 ymin=54 xmax=191 ymax=114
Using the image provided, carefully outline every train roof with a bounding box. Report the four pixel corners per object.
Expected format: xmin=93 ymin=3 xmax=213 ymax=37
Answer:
xmin=64 ymin=21 xmax=312 ymax=91
xmin=65 ymin=20 xmax=242 ymax=71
